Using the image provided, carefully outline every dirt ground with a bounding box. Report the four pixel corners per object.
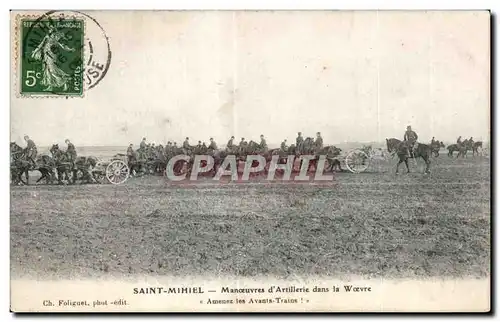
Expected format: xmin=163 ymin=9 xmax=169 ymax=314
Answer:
xmin=10 ymin=154 xmax=490 ymax=280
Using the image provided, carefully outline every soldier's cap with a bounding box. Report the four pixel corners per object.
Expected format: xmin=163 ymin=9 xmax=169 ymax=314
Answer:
xmin=298 ymin=132 xmax=302 ymax=134
xmin=186 ymin=137 xmax=189 ymax=140
xmin=317 ymin=132 xmax=321 ymax=135
xmin=143 ymin=137 xmax=146 ymax=140
xmin=210 ymin=138 xmax=213 ymax=140
xmin=241 ymin=137 xmax=244 ymax=140
xmin=231 ymin=136 xmax=234 ymax=138
xmin=24 ymin=135 xmax=29 ymax=139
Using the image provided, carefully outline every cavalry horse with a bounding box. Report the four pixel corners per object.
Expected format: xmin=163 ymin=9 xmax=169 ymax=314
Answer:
xmin=49 ymin=144 xmax=74 ymax=184
xmin=447 ymin=144 xmax=462 ymax=158
xmin=10 ymin=142 xmax=31 ymax=185
xmin=386 ymin=138 xmax=432 ymax=174
xmin=472 ymin=141 xmax=483 ymax=156
xmin=430 ymin=140 xmax=445 ymax=157
xmin=10 ymin=142 xmax=54 ymax=185
xmin=34 ymin=154 xmax=57 ymax=184
xmin=72 ymin=155 xmax=99 ymax=183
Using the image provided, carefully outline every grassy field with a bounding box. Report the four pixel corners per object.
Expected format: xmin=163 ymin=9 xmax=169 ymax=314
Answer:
xmin=10 ymin=152 xmax=490 ymax=280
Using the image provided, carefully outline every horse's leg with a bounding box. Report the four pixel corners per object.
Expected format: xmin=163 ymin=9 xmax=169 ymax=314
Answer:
xmin=24 ymin=168 xmax=30 ymax=185
xmin=16 ymin=172 xmax=24 ymax=185
xmin=57 ymin=168 xmax=63 ymax=184
xmin=396 ymin=159 xmax=401 ymax=174
xmin=15 ymin=170 xmax=23 ymax=185
xmin=48 ymin=169 xmax=55 ymax=184
xmin=404 ymin=158 xmax=410 ymax=173
xmin=423 ymin=156 xmax=431 ymax=173
xmin=36 ymin=169 xmax=46 ymax=183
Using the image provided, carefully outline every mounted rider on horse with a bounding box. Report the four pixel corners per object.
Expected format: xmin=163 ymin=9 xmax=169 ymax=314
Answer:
xmin=23 ymin=135 xmax=38 ymax=169
xmin=403 ymin=125 xmax=418 ymax=158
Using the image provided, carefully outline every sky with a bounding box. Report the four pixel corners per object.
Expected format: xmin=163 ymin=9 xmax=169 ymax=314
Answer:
xmin=10 ymin=10 xmax=490 ymax=147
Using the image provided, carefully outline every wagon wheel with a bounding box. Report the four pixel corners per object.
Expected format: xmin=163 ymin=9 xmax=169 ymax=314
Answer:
xmin=345 ymin=149 xmax=370 ymax=173
xmin=91 ymin=161 xmax=107 ymax=184
xmin=106 ymin=160 xmax=129 ymax=185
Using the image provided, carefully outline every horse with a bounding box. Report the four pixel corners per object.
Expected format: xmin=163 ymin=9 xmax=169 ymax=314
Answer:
xmin=10 ymin=142 xmax=31 ymax=185
xmin=430 ymin=140 xmax=445 ymax=157
xmin=386 ymin=138 xmax=402 ymax=157
xmin=49 ymin=144 xmax=74 ymax=184
xmin=457 ymin=143 xmax=468 ymax=158
xmin=458 ymin=139 xmax=474 ymax=158
xmin=72 ymin=155 xmax=99 ymax=183
xmin=447 ymin=144 xmax=462 ymax=158
xmin=318 ymin=145 xmax=342 ymax=172
xmin=388 ymin=138 xmax=432 ymax=174
xmin=472 ymin=141 xmax=483 ymax=156
xmin=301 ymin=137 xmax=316 ymax=154
xmin=34 ymin=154 xmax=57 ymax=184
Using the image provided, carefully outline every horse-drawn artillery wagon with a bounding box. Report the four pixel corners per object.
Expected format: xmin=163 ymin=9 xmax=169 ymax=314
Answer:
xmin=92 ymin=154 xmax=130 ymax=185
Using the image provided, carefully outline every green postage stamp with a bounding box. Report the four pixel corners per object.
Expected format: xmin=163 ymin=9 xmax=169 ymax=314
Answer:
xmin=19 ymin=17 xmax=84 ymax=97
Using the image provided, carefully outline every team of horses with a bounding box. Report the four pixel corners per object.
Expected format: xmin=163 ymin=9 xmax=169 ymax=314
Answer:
xmin=10 ymin=138 xmax=345 ymax=185
xmin=127 ymin=138 xmax=345 ymax=178
xmin=10 ymin=136 xmax=484 ymax=185
xmin=10 ymin=142 xmax=99 ymax=185
xmin=446 ymin=141 xmax=483 ymax=158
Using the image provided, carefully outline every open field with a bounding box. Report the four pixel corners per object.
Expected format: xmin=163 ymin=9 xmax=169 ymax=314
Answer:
xmin=10 ymin=152 xmax=490 ymax=280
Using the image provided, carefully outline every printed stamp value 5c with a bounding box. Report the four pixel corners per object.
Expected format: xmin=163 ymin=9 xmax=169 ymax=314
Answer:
xmin=20 ymin=18 xmax=84 ymax=96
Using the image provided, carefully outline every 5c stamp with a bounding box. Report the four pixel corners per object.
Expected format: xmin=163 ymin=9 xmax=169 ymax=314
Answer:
xmin=20 ymin=17 xmax=84 ymax=96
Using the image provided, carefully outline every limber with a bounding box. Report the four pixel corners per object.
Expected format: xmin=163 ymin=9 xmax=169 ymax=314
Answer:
xmin=164 ymin=154 xmax=334 ymax=182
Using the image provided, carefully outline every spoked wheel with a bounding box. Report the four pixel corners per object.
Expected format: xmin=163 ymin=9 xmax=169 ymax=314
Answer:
xmin=105 ymin=160 xmax=130 ymax=185
xmin=91 ymin=161 xmax=107 ymax=184
xmin=345 ymin=149 xmax=370 ymax=173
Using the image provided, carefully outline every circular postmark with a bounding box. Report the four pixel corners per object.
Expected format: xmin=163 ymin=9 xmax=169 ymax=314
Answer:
xmin=20 ymin=10 xmax=111 ymax=97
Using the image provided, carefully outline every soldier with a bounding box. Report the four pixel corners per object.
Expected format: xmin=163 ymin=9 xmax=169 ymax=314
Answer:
xmin=24 ymin=135 xmax=37 ymax=167
xmin=239 ymin=137 xmax=247 ymax=147
xmin=140 ymin=137 xmax=147 ymax=151
xmin=431 ymin=137 xmax=436 ymax=145
xmin=208 ymin=138 xmax=218 ymax=150
xmin=296 ymin=132 xmax=304 ymax=153
xmin=404 ymin=126 xmax=419 ymax=157
xmin=126 ymin=144 xmax=135 ymax=164
xmin=65 ymin=139 xmax=77 ymax=168
xmin=259 ymin=134 xmax=268 ymax=151
xmin=197 ymin=140 xmax=202 ymax=149
xmin=315 ymin=132 xmax=323 ymax=150
xmin=281 ymin=139 xmax=288 ymax=152
xmin=227 ymin=136 xmax=235 ymax=149
xmin=456 ymin=136 xmax=462 ymax=145
xmin=202 ymin=142 xmax=208 ymax=150
xmin=182 ymin=137 xmax=191 ymax=154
